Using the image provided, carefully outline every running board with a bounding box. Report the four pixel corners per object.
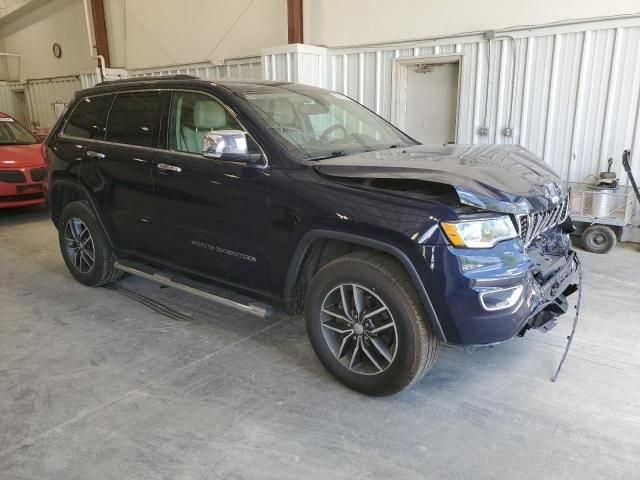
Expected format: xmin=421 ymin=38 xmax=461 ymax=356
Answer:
xmin=114 ymin=260 xmax=273 ymax=319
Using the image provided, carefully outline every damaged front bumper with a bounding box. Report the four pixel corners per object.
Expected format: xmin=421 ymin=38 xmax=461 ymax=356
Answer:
xmin=419 ymin=227 xmax=580 ymax=345
xmin=520 ymin=250 xmax=579 ymax=336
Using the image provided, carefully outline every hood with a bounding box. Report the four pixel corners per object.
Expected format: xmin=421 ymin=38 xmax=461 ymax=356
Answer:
xmin=313 ymin=144 xmax=564 ymax=214
xmin=0 ymin=144 xmax=44 ymax=169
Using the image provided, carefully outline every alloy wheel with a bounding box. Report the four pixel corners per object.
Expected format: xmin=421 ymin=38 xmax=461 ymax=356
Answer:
xmin=319 ymin=283 xmax=398 ymax=375
xmin=64 ymin=217 xmax=95 ymax=274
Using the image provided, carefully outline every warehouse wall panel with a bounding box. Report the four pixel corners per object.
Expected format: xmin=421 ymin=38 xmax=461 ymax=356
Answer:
xmin=128 ymin=58 xmax=262 ymax=82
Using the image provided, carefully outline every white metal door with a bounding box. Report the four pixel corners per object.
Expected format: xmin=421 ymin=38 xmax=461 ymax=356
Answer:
xmin=404 ymin=62 xmax=459 ymax=145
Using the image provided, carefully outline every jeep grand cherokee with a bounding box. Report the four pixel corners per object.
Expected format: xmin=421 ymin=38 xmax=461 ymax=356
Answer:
xmin=43 ymin=76 xmax=579 ymax=396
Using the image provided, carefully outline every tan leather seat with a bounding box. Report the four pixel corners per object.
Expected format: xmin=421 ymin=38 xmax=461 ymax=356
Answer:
xmin=180 ymin=100 xmax=228 ymax=153
xmin=270 ymin=98 xmax=297 ymax=128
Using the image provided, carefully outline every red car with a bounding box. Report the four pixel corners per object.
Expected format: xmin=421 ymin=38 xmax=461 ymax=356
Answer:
xmin=0 ymin=113 xmax=46 ymax=209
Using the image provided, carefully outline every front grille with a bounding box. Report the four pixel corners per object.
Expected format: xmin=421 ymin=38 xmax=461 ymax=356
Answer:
xmin=30 ymin=167 xmax=45 ymax=182
xmin=0 ymin=192 xmax=43 ymax=202
xmin=0 ymin=169 xmax=27 ymax=183
xmin=517 ymin=196 xmax=569 ymax=246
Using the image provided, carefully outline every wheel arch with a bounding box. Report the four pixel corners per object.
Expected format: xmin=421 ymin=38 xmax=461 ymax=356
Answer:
xmin=283 ymin=230 xmax=447 ymax=342
xmin=49 ymin=179 xmax=115 ymax=247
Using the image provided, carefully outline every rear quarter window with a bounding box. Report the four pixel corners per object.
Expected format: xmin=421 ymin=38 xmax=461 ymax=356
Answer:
xmin=63 ymin=95 xmax=114 ymax=140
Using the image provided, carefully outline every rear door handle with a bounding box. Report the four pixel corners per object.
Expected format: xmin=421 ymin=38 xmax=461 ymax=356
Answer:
xmin=157 ymin=162 xmax=182 ymax=173
xmin=86 ymin=150 xmax=105 ymax=159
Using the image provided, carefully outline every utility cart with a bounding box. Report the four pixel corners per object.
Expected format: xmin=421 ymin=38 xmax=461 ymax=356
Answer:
xmin=567 ymin=182 xmax=637 ymax=253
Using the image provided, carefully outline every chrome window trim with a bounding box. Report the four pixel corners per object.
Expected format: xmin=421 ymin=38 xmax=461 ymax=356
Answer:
xmin=58 ymin=86 xmax=269 ymax=169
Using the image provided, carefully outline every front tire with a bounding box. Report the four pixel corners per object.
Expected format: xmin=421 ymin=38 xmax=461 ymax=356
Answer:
xmin=58 ymin=200 xmax=122 ymax=286
xmin=305 ymin=252 xmax=439 ymax=396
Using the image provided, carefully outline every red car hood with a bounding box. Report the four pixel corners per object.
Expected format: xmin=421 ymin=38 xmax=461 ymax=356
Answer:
xmin=0 ymin=144 xmax=43 ymax=168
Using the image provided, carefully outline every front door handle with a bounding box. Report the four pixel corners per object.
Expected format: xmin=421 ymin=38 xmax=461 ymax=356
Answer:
xmin=157 ymin=163 xmax=182 ymax=173
xmin=86 ymin=150 xmax=105 ymax=159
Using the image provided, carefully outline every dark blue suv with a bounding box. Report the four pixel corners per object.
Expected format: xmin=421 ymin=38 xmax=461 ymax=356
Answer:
xmin=43 ymin=76 xmax=579 ymax=395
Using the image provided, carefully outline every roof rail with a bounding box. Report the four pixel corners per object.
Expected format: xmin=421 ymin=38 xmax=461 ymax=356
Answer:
xmin=94 ymin=74 xmax=200 ymax=87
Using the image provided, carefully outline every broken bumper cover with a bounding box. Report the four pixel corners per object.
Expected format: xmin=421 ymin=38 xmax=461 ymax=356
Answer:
xmin=521 ymin=250 xmax=579 ymax=335
xmin=419 ymin=231 xmax=580 ymax=345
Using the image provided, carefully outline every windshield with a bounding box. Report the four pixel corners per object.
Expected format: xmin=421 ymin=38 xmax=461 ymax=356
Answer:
xmin=240 ymin=88 xmax=416 ymax=160
xmin=0 ymin=118 xmax=37 ymax=145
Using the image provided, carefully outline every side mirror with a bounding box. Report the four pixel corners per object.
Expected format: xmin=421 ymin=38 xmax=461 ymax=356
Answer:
xmin=202 ymin=129 xmax=258 ymax=163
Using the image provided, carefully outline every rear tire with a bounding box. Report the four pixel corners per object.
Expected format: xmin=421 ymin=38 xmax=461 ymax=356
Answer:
xmin=58 ymin=200 xmax=122 ymax=286
xmin=582 ymin=225 xmax=616 ymax=254
xmin=304 ymin=252 xmax=439 ymax=396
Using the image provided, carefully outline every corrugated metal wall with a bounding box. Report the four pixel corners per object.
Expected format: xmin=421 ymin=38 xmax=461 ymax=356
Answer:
xmin=0 ymin=19 xmax=637 ymax=185
xmin=22 ymin=77 xmax=82 ymax=128
xmin=0 ymin=57 xmax=262 ymax=129
xmin=263 ymin=19 xmax=640 ymax=187
xmin=0 ymin=82 xmax=16 ymax=117
xmin=128 ymin=57 xmax=262 ymax=81
xmin=0 ymin=76 xmax=80 ymax=128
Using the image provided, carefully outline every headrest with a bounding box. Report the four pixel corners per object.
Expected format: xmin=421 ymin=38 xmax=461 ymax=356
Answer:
xmin=270 ymin=99 xmax=295 ymax=126
xmin=194 ymin=100 xmax=227 ymax=129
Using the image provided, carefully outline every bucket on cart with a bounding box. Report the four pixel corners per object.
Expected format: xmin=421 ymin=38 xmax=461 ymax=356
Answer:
xmin=586 ymin=185 xmax=622 ymax=219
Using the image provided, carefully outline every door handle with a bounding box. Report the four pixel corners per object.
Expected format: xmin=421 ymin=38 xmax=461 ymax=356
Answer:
xmin=157 ymin=162 xmax=182 ymax=173
xmin=86 ymin=150 xmax=105 ymax=159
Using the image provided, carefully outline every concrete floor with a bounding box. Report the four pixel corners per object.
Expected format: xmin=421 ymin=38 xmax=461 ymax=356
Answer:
xmin=1 ymin=206 xmax=639 ymax=479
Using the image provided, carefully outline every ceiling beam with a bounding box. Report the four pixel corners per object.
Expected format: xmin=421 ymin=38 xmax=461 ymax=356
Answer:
xmin=0 ymin=0 xmax=48 ymax=26
xmin=287 ymin=0 xmax=303 ymax=44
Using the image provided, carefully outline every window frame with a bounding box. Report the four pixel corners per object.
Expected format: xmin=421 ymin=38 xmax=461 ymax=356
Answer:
xmin=59 ymin=88 xmax=268 ymax=168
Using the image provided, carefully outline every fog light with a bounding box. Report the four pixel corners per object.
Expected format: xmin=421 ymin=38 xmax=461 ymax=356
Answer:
xmin=479 ymin=285 xmax=524 ymax=311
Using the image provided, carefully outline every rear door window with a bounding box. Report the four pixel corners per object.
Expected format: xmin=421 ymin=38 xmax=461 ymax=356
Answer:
xmin=63 ymin=95 xmax=114 ymax=140
xmin=105 ymin=91 xmax=167 ymax=148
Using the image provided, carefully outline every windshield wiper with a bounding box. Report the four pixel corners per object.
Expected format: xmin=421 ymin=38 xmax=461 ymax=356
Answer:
xmin=307 ymin=150 xmax=356 ymax=161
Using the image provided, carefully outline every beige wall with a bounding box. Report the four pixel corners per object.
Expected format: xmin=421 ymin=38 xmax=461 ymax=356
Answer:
xmin=303 ymin=0 xmax=640 ymax=46
xmin=0 ymin=0 xmax=94 ymax=80
xmin=4 ymin=0 xmax=639 ymax=78
xmin=0 ymin=0 xmax=287 ymax=79
xmin=104 ymin=0 xmax=287 ymax=70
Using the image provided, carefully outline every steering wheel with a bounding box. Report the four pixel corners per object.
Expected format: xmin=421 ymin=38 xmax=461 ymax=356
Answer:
xmin=319 ymin=124 xmax=348 ymax=144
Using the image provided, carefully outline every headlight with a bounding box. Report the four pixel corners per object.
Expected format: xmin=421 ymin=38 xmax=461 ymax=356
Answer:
xmin=441 ymin=216 xmax=518 ymax=248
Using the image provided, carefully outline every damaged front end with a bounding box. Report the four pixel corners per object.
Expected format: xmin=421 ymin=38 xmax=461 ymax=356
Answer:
xmin=413 ymin=190 xmax=581 ymax=347
xmin=517 ymin=227 xmax=580 ymax=337
xmin=431 ymin=181 xmax=581 ymax=344
xmin=312 ymin=144 xmax=581 ymax=346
